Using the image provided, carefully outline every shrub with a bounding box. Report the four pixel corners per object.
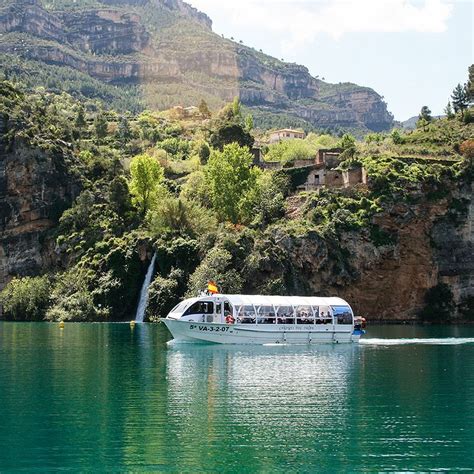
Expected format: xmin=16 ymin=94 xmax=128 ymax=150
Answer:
xmin=265 ymin=139 xmax=314 ymax=164
xmin=391 ymin=129 xmax=405 ymax=144
xmin=463 ymin=109 xmax=474 ymax=124
xmin=146 ymin=270 xmax=183 ymax=320
xmin=157 ymin=137 xmax=190 ymax=159
xmin=0 ymin=275 xmax=51 ymax=321
xmin=187 ymin=247 xmax=243 ymax=296
xmin=147 ymin=194 xmax=217 ymax=238
xmin=46 ymin=269 xmax=109 ymax=322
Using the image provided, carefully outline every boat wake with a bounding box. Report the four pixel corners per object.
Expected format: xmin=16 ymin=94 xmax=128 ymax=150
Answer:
xmin=360 ymin=337 xmax=474 ymax=346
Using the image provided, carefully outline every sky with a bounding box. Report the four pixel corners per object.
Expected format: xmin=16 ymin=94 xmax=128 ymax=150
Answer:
xmin=188 ymin=0 xmax=473 ymax=121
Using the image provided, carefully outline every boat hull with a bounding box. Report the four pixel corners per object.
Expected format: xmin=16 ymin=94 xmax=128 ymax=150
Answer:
xmin=163 ymin=319 xmax=361 ymax=345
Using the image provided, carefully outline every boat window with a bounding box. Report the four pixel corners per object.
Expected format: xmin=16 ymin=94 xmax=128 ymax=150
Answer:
xmin=296 ymin=305 xmax=313 ymax=324
xmin=257 ymin=305 xmax=275 ymax=324
xmin=276 ymin=306 xmax=294 ymax=324
xmin=215 ymin=303 xmax=222 ymax=315
xmin=170 ymin=301 xmax=188 ymax=313
xmin=237 ymin=305 xmax=255 ymax=324
xmin=224 ymin=302 xmax=232 ymax=316
xmin=332 ymin=306 xmax=353 ymax=324
xmin=317 ymin=306 xmax=332 ymax=324
xmin=183 ymin=301 xmax=214 ymax=316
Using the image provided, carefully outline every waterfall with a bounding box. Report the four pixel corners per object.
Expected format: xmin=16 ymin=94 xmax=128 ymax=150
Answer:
xmin=135 ymin=253 xmax=157 ymax=323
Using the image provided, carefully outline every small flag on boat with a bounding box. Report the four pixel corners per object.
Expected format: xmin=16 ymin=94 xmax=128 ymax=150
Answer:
xmin=208 ymin=281 xmax=218 ymax=294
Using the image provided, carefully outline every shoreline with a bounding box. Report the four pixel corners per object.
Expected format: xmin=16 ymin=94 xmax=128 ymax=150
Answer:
xmin=1 ymin=319 xmax=473 ymax=325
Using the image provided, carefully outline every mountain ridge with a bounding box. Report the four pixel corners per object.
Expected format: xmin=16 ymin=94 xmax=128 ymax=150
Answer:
xmin=0 ymin=0 xmax=394 ymax=131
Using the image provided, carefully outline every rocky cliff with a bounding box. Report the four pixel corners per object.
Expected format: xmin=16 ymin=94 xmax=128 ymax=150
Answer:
xmin=245 ymin=176 xmax=473 ymax=322
xmin=0 ymin=84 xmax=80 ymax=290
xmin=0 ymin=0 xmax=393 ymax=131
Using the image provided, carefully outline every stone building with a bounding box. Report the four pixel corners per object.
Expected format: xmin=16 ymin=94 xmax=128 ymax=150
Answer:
xmin=255 ymin=147 xmax=367 ymax=192
xmin=297 ymin=149 xmax=367 ymax=191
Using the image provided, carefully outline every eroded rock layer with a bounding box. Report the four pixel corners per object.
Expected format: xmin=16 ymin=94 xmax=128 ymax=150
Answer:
xmin=0 ymin=0 xmax=393 ymax=131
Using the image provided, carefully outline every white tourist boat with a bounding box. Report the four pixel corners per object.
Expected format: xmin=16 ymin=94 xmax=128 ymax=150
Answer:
xmin=163 ymin=293 xmax=365 ymax=345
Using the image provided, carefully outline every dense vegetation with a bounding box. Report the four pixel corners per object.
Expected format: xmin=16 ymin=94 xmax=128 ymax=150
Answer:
xmin=1 ymin=67 xmax=473 ymax=322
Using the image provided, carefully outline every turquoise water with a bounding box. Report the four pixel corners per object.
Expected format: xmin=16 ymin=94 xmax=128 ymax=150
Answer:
xmin=0 ymin=323 xmax=473 ymax=472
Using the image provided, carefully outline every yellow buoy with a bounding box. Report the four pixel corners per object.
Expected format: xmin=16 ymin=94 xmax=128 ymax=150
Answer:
xmin=130 ymin=320 xmax=136 ymax=327
xmin=59 ymin=321 xmax=65 ymax=329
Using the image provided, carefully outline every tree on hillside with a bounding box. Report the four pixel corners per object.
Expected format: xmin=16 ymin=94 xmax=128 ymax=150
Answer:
xmin=419 ymin=106 xmax=432 ymax=122
xmin=339 ymin=133 xmax=356 ymax=158
xmin=116 ymin=116 xmax=132 ymax=144
xmin=199 ymin=99 xmax=211 ymax=118
xmin=340 ymin=133 xmax=356 ymax=150
xmin=245 ymin=114 xmax=254 ymax=132
xmin=109 ymin=175 xmax=133 ymax=218
xmin=129 ymin=154 xmax=164 ymax=217
xmin=391 ymin=128 xmax=405 ymax=144
xmin=75 ymin=104 xmax=86 ymax=130
xmin=417 ymin=106 xmax=432 ymax=131
xmin=94 ymin=111 xmax=108 ymax=139
xmin=451 ymin=83 xmax=469 ymax=115
xmin=232 ymin=97 xmax=241 ymax=118
xmin=205 ymin=143 xmax=260 ymax=224
xmin=210 ymin=123 xmax=254 ymax=151
xmin=468 ymin=65 xmax=474 ymax=104
xmin=444 ymin=101 xmax=454 ymax=119
xmin=197 ymin=141 xmax=210 ymax=165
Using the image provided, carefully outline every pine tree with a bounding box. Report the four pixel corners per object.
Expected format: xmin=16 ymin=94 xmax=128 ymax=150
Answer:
xmin=444 ymin=101 xmax=454 ymax=119
xmin=94 ymin=112 xmax=108 ymax=139
xmin=75 ymin=104 xmax=87 ymax=132
xmin=116 ymin=116 xmax=131 ymax=143
xmin=451 ymin=83 xmax=469 ymax=115
xmin=419 ymin=106 xmax=432 ymax=122
xmin=417 ymin=106 xmax=432 ymax=130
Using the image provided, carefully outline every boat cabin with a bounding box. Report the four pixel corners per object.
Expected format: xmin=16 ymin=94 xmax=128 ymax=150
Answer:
xmin=167 ymin=295 xmax=354 ymax=326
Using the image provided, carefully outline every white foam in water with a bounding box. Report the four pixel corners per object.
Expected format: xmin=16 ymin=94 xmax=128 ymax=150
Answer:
xmin=360 ymin=337 xmax=474 ymax=346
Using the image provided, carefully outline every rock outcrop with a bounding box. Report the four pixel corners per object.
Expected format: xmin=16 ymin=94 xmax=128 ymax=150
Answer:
xmin=247 ymin=180 xmax=473 ymax=321
xmin=0 ymin=0 xmax=393 ymax=131
xmin=0 ymin=96 xmax=80 ymax=289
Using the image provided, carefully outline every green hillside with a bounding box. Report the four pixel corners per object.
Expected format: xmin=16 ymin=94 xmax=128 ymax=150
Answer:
xmin=1 ymin=78 xmax=472 ymax=322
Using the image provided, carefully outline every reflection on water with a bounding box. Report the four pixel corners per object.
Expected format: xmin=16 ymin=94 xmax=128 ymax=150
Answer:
xmin=0 ymin=322 xmax=473 ymax=472
xmin=361 ymin=337 xmax=474 ymax=345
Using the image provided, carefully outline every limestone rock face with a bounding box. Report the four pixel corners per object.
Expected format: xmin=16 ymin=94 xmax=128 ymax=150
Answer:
xmin=431 ymin=183 xmax=474 ymax=317
xmin=0 ymin=0 xmax=394 ymax=131
xmin=0 ymin=129 xmax=80 ymax=289
xmin=247 ymin=184 xmax=473 ymax=321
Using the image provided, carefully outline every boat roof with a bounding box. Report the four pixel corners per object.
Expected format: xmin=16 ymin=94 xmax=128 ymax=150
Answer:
xmin=217 ymin=294 xmax=350 ymax=307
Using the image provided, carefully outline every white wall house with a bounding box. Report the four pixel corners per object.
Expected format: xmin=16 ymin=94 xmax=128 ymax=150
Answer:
xmin=269 ymin=129 xmax=305 ymax=144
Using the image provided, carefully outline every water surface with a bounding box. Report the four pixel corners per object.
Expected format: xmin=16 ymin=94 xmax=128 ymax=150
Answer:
xmin=0 ymin=323 xmax=473 ymax=472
